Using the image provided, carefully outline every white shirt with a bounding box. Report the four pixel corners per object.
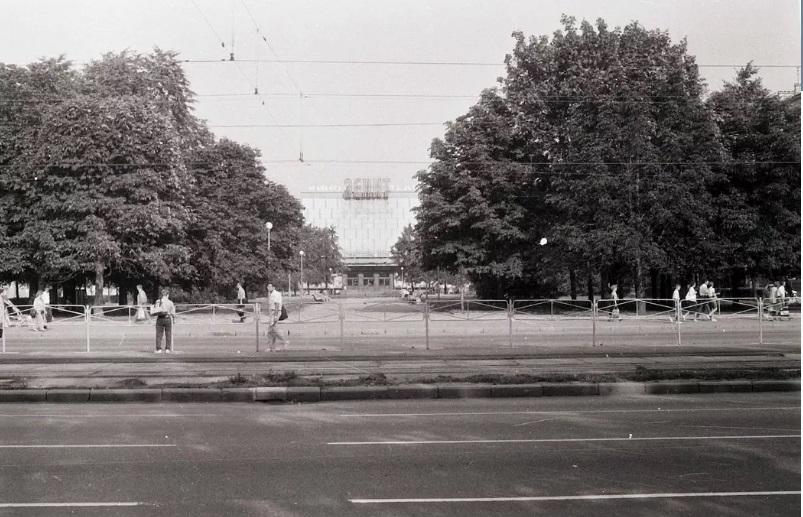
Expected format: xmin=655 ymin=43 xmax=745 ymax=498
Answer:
xmin=33 ymin=295 xmax=45 ymax=312
xmin=698 ymin=284 xmax=709 ymax=298
xmin=778 ymin=286 xmax=786 ymax=299
xmin=685 ymin=287 xmax=697 ymax=301
xmin=269 ymin=290 xmax=283 ymax=314
xmin=152 ymin=297 xmax=175 ymax=316
xmin=672 ymin=288 xmax=680 ymax=302
xmin=41 ymin=291 xmax=50 ymax=304
xmin=237 ymin=286 xmax=246 ymax=301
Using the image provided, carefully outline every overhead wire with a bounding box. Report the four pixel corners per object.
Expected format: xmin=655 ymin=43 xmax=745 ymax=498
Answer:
xmin=239 ymin=0 xmax=307 ymax=161
xmin=189 ymin=0 xmax=298 ymax=158
xmin=189 ymin=0 xmax=228 ymax=51
xmin=179 ymin=58 xmax=799 ymax=68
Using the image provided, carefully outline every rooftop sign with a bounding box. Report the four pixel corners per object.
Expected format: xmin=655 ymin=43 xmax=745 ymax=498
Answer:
xmin=344 ymin=178 xmax=390 ymax=200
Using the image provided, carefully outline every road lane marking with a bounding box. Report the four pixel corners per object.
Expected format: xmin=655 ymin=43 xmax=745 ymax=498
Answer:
xmin=329 ymin=434 xmax=800 ymax=445
xmin=0 ymin=413 xmax=216 ymax=418
xmin=339 ymin=407 xmax=801 ymax=418
xmin=0 ymin=502 xmax=146 ymax=508
xmin=350 ymin=490 xmax=802 ymax=504
xmin=0 ymin=444 xmax=177 ymax=449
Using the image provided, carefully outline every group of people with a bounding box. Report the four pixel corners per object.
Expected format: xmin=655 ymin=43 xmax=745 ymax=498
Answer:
xmin=135 ymin=282 xmax=289 ymax=354
xmin=0 ymin=285 xmax=51 ymax=334
xmin=672 ymin=281 xmax=719 ymax=322
xmin=763 ymin=280 xmax=791 ymax=320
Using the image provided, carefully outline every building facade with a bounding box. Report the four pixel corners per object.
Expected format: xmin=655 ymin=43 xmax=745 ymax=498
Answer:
xmin=301 ymin=178 xmax=417 ymax=290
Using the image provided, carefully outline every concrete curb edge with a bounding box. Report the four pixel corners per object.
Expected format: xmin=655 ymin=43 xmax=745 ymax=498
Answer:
xmin=0 ymin=379 xmax=798 ymax=403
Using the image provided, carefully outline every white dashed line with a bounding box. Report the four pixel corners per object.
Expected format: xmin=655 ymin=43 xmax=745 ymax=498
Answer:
xmin=330 ymin=434 xmax=800 ymax=445
xmin=339 ymin=407 xmax=801 ymax=418
xmin=350 ymin=490 xmax=801 ymax=504
xmin=0 ymin=444 xmax=176 ymax=449
xmin=0 ymin=502 xmax=146 ymax=508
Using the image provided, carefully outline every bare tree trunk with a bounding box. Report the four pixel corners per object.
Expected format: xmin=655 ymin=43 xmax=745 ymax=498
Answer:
xmin=569 ymin=269 xmax=577 ymax=300
xmin=634 ymin=257 xmax=645 ymax=314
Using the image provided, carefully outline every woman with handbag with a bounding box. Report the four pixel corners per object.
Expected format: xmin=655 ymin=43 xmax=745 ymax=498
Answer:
xmin=136 ymin=285 xmax=150 ymax=323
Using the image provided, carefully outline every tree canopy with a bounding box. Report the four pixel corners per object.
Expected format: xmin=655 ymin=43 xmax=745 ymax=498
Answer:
xmin=415 ymin=16 xmax=800 ymax=299
xmin=0 ymin=50 xmax=323 ymax=302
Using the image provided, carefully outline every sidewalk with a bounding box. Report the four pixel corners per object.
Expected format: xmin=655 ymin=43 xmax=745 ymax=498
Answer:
xmin=0 ymin=341 xmax=798 ymax=402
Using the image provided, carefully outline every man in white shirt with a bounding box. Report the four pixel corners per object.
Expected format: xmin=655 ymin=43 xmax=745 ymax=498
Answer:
xmin=236 ymin=282 xmax=247 ymax=323
xmin=152 ymin=288 xmax=176 ymax=353
xmin=267 ymin=283 xmax=289 ymax=351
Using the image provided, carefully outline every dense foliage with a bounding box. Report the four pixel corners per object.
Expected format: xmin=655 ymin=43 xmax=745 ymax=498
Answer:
xmin=0 ymin=50 xmax=333 ymax=302
xmin=415 ymin=17 xmax=800 ymax=299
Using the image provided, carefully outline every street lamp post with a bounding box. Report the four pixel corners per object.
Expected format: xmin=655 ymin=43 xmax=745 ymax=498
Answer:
xmin=401 ymin=266 xmax=405 ymax=290
xmin=299 ymin=250 xmax=305 ymax=295
xmin=265 ymin=222 xmax=273 ymax=251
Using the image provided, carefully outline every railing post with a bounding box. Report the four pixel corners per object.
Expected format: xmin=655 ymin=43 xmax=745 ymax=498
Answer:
xmin=508 ymin=299 xmax=513 ymax=348
xmin=85 ymin=305 xmax=91 ymax=352
xmin=425 ymin=300 xmax=430 ymax=350
xmin=759 ymin=297 xmax=763 ymax=345
xmin=592 ymin=300 xmax=597 ymax=347
xmin=550 ymin=299 xmax=554 ymax=321
xmin=255 ymin=302 xmax=260 ymax=352
xmin=2 ymin=318 xmax=5 ymax=353
xmin=676 ymin=299 xmax=682 ymax=346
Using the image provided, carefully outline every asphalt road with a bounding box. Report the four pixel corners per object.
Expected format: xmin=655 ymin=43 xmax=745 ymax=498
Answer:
xmin=0 ymin=393 xmax=799 ymax=516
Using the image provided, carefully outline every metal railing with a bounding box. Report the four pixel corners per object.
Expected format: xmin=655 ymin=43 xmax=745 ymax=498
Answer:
xmin=0 ymin=297 xmax=797 ymax=353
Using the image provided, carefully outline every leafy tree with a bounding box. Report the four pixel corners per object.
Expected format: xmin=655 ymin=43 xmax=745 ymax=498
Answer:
xmin=0 ymin=58 xmax=79 ymax=290
xmin=390 ymin=224 xmax=425 ymax=286
xmin=417 ymin=17 xmax=724 ymax=299
xmin=186 ymin=138 xmax=305 ymax=300
xmin=707 ymin=64 xmax=801 ymax=290
xmin=297 ymin=225 xmax=343 ymax=292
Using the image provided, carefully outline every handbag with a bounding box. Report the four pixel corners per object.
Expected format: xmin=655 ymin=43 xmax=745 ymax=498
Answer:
xmin=279 ymin=306 xmax=288 ymax=321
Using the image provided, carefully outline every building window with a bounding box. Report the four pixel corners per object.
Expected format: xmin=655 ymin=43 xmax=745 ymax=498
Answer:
xmin=347 ymin=278 xmax=359 ymax=287
xmin=378 ymin=277 xmax=390 ymax=286
xmin=363 ymin=278 xmax=375 ymax=286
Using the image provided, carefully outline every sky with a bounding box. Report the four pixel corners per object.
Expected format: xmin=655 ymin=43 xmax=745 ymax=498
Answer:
xmin=2 ymin=0 xmax=800 ymax=198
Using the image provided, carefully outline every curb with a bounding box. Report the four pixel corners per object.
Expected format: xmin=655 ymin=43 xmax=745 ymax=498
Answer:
xmin=0 ymin=380 xmax=797 ymax=403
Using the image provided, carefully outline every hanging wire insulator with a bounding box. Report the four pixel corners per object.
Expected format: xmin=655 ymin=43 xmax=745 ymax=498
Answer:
xmin=229 ymin=52 xmax=235 ymax=61
xmin=254 ymin=87 xmax=259 ymax=95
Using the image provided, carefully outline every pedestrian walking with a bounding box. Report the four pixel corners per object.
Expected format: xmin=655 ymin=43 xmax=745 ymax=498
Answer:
xmin=41 ymin=286 xmax=52 ymax=329
xmin=32 ymin=290 xmax=47 ymax=331
xmin=136 ymin=284 xmax=150 ymax=322
xmin=670 ymin=283 xmax=682 ymax=322
xmin=707 ymin=281 xmax=718 ymax=321
xmin=236 ymin=282 xmax=247 ymax=323
xmin=0 ymin=286 xmax=16 ymax=338
xmin=266 ymin=283 xmax=289 ymax=351
xmin=151 ymin=288 xmax=176 ymax=353
xmin=608 ymin=284 xmax=621 ymax=321
xmin=685 ymin=283 xmax=700 ymax=321
xmin=777 ymin=280 xmax=789 ymax=318
xmin=770 ymin=281 xmax=780 ymax=316
xmin=698 ymin=280 xmax=710 ymax=320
